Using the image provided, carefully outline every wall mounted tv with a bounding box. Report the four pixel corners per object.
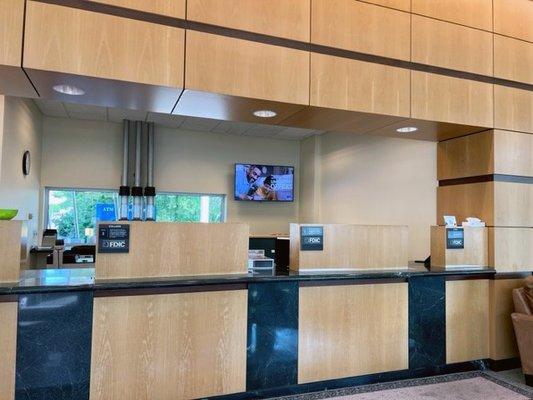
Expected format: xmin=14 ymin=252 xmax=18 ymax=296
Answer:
xmin=234 ymin=164 xmax=295 ymax=202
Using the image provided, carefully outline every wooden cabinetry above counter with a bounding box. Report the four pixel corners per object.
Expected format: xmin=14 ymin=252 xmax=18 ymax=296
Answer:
xmin=0 ymin=0 xmax=532 ymax=138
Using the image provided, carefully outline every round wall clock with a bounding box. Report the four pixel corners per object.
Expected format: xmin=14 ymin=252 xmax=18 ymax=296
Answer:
xmin=22 ymin=150 xmax=31 ymax=176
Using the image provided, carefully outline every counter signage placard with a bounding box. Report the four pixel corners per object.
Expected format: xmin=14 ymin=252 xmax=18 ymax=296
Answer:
xmin=300 ymin=226 xmax=323 ymax=251
xmin=446 ymin=227 xmax=464 ymax=249
xmin=98 ymin=224 xmax=130 ymax=253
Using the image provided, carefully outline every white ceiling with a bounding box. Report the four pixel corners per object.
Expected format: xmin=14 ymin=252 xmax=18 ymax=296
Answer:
xmin=33 ymin=99 xmax=323 ymax=141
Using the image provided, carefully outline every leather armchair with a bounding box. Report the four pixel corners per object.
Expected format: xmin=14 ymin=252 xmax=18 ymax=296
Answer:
xmin=512 ymin=276 xmax=533 ymax=387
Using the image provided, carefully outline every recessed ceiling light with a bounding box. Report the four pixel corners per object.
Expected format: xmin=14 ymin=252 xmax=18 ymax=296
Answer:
xmin=52 ymin=84 xmax=85 ymax=96
xmin=396 ymin=126 xmax=418 ymax=133
xmin=253 ymin=109 xmax=277 ymax=118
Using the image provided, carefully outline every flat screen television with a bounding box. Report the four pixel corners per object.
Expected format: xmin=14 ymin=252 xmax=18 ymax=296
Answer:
xmin=234 ymin=164 xmax=294 ymax=202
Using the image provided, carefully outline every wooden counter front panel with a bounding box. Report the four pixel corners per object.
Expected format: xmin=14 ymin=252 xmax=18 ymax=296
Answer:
xmin=0 ymin=0 xmax=24 ymax=67
xmin=88 ymin=0 xmax=185 ymax=17
xmin=489 ymin=228 xmax=533 ymax=272
xmin=187 ymin=0 xmax=310 ymax=41
xmin=494 ymin=0 xmax=533 ymax=43
xmin=0 ymin=302 xmax=17 ymax=400
xmin=446 ymin=280 xmax=489 ymax=363
xmin=24 ymin=2 xmax=184 ymax=88
xmin=0 ymin=221 xmax=22 ymax=282
xmin=411 ymin=72 xmax=493 ymax=127
xmin=494 ymin=35 xmax=533 ymax=86
xmin=90 ymin=290 xmax=247 ymax=400
xmin=310 ymin=53 xmax=410 ymax=117
xmin=489 ymin=279 xmax=524 ymax=360
xmin=311 ymin=0 xmax=410 ymax=60
xmin=412 ymin=0 xmax=492 ymax=31
xmin=290 ymin=224 xmax=409 ymax=270
xmin=96 ymin=222 xmax=249 ymax=279
xmin=494 ymin=85 xmax=533 ymax=134
xmin=186 ymin=31 xmax=309 ymax=105
xmin=430 ymin=226 xmax=488 ymax=269
xmin=412 ymin=15 xmax=493 ymax=76
xmin=298 ymin=283 xmax=408 ymax=383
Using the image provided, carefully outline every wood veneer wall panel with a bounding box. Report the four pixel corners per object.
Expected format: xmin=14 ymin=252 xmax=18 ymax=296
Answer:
xmin=437 ymin=130 xmax=494 ymax=180
xmin=290 ymin=224 xmax=409 ymax=270
xmin=187 ymin=0 xmax=310 ymax=41
xmin=0 ymin=302 xmax=17 ymax=400
xmin=311 ymin=0 xmax=410 ymax=60
xmin=493 ymin=130 xmax=533 ymax=177
xmin=412 ymin=0 xmax=493 ymax=31
xmin=0 ymin=221 xmax=22 ymax=283
xmin=298 ymin=283 xmax=408 ymax=383
xmin=185 ymin=31 xmax=309 ymax=105
xmin=437 ymin=182 xmax=494 ymax=226
xmin=88 ymin=0 xmax=186 ymax=17
xmin=488 ymin=228 xmax=533 ymax=272
xmin=310 ymin=53 xmax=410 ymax=117
xmin=96 ymin=222 xmax=249 ymax=279
xmin=494 ymin=85 xmax=533 ymax=134
xmin=437 ymin=130 xmax=532 ymax=180
xmin=24 ymin=2 xmax=184 ymax=87
xmin=364 ymin=0 xmax=410 ymax=11
xmin=411 ymin=72 xmax=493 ymax=127
xmin=489 ymin=279 xmax=523 ymax=360
xmin=437 ymin=182 xmax=533 ymax=227
xmin=90 ymin=290 xmax=247 ymax=400
xmin=493 ymin=182 xmax=533 ymax=227
xmin=0 ymin=0 xmax=24 ymax=67
xmin=494 ymin=0 xmax=533 ymax=43
xmin=494 ymin=35 xmax=533 ymax=85
xmin=412 ymin=15 xmax=493 ymax=76
xmin=446 ymin=279 xmax=489 ymax=363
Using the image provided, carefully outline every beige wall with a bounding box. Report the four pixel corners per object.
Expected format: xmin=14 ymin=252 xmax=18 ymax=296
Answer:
xmin=0 ymin=97 xmax=43 ymax=246
xmin=301 ymin=132 xmax=436 ymax=261
xmin=41 ymin=117 xmax=299 ymax=235
xmin=299 ymin=135 xmax=321 ymax=223
xmin=41 ymin=116 xmax=438 ymax=257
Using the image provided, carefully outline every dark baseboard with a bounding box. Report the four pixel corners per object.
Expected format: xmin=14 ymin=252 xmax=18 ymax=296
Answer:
xmin=488 ymin=358 xmax=522 ymax=372
xmin=210 ymin=360 xmax=487 ymax=399
xmin=525 ymin=374 xmax=533 ymax=387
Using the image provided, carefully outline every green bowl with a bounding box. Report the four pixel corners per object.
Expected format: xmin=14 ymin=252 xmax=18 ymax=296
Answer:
xmin=0 ymin=209 xmax=18 ymax=220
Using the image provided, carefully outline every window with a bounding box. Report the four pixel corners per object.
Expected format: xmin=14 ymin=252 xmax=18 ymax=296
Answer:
xmin=46 ymin=188 xmax=118 ymax=244
xmin=155 ymin=193 xmax=225 ymax=223
xmin=45 ymin=188 xmax=226 ymax=244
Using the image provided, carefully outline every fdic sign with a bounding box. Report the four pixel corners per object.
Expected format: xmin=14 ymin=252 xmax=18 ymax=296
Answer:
xmin=98 ymin=224 xmax=130 ymax=253
xmin=300 ymin=226 xmax=324 ymax=251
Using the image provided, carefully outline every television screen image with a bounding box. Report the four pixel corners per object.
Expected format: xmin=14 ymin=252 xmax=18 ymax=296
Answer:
xmin=234 ymin=164 xmax=294 ymax=202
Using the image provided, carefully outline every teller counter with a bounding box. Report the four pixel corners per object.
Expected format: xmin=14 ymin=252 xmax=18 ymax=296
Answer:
xmin=1 ymin=265 xmax=527 ymax=400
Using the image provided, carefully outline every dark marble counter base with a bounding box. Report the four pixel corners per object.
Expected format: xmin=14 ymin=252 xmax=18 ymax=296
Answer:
xmin=15 ymin=291 xmax=93 ymax=400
